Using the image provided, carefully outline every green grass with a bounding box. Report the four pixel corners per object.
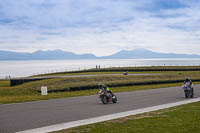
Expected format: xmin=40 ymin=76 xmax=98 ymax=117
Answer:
xmin=0 ymin=80 xmax=10 ymax=87
xmin=53 ymin=101 xmax=200 ymax=133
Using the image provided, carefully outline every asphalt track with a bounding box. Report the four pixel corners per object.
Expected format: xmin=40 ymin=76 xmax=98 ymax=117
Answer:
xmin=0 ymin=85 xmax=200 ymax=133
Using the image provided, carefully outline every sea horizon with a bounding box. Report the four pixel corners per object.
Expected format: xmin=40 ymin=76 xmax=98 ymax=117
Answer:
xmin=1 ymin=58 xmax=200 ymax=79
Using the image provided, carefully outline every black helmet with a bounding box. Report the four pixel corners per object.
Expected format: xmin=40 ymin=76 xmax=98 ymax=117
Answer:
xmin=98 ymin=83 xmax=103 ymax=87
xmin=185 ymin=77 xmax=190 ymax=82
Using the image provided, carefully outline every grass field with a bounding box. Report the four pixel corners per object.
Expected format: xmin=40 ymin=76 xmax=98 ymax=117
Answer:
xmin=53 ymin=101 xmax=200 ymax=133
xmin=0 ymin=80 xmax=10 ymax=87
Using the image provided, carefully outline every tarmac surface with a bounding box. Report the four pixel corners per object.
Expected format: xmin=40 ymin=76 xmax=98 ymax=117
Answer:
xmin=0 ymin=85 xmax=200 ymax=133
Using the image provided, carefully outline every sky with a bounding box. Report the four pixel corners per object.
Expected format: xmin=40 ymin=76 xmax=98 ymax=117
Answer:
xmin=0 ymin=0 xmax=200 ymax=56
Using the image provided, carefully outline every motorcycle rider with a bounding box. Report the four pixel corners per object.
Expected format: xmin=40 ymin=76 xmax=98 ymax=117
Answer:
xmin=184 ymin=77 xmax=193 ymax=95
xmin=98 ymin=83 xmax=113 ymax=96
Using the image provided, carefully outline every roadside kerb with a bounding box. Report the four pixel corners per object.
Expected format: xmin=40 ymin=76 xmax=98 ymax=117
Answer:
xmin=17 ymin=97 xmax=200 ymax=133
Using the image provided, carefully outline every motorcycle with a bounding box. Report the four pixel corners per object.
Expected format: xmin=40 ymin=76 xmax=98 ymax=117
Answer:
xmin=98 ymin=89 xmax=117 ymax=104
xmin=123 ymin=71 xmax=128 ymax=75
xmin=182 ymin=83 xmax=194 ymax=98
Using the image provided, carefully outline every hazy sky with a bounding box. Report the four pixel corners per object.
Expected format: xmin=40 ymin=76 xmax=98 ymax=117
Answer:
xmin=0 ymin=0 xmax=200 ymax=56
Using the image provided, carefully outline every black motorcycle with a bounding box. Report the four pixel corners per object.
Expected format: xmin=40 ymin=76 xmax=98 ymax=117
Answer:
xmin=98 ymin=89 xmax=117 ymax=104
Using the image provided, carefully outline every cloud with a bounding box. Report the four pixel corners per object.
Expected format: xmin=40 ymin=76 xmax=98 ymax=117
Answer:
xmin=0 ymin=0 xmax=200 ymax=56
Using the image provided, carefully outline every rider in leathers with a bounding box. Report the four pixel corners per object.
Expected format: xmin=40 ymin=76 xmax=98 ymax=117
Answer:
xmin=98 ymin=83 xmax=113 ymax=97
xmin=184 ymin=77 xmax=193 ymax=96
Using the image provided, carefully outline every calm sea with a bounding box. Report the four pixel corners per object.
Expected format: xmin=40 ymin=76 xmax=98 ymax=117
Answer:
xmin=0 ymin=58 xmax=200 ymax=78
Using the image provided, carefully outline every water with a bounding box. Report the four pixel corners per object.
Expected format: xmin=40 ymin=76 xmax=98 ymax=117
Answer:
xmin=0 ymin=58 xmax=200 ymax=78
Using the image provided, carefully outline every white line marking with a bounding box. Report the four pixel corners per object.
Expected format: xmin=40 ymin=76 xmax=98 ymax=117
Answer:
xmin=17 ymin=98 xmax=200 ymax=133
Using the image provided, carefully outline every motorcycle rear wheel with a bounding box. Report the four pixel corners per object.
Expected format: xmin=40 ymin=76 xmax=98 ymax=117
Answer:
xmin=191 ymin=89 xmax=194 ymax=98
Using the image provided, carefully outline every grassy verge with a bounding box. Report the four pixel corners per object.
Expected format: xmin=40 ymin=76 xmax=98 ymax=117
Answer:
xmin=53 ymin=101 xmax=200 ymax=133
xmin=0 ymin=80 xmax=10 ymax=87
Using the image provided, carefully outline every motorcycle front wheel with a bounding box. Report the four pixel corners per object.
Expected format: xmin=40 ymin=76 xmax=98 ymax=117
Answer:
xmin=101 ymin=96 xmax=108 ymax=104
xmin=184 ymin=90 xmax=189 ymax=98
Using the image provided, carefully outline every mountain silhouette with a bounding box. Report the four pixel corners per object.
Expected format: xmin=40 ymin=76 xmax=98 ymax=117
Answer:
xmin=0 ymin=50 xmax=96 ymax=60
xmin=103 ymin=48 xmax=200 ymax=59
xmin=0 ymin=48 xmax=200 ymax=60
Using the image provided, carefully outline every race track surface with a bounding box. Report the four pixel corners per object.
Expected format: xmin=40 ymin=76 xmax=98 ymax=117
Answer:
xmin=0 ymin=85 xmax=200 ymax=133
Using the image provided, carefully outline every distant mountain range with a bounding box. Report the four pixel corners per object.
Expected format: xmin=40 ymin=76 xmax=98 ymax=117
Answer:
xmin=102 ymin=48 xmax=200 ymax=59
xmin=1 ymin=48 xmax=200 ymax=60
xmin=0 ymin=50 xmax=96 ymax=60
